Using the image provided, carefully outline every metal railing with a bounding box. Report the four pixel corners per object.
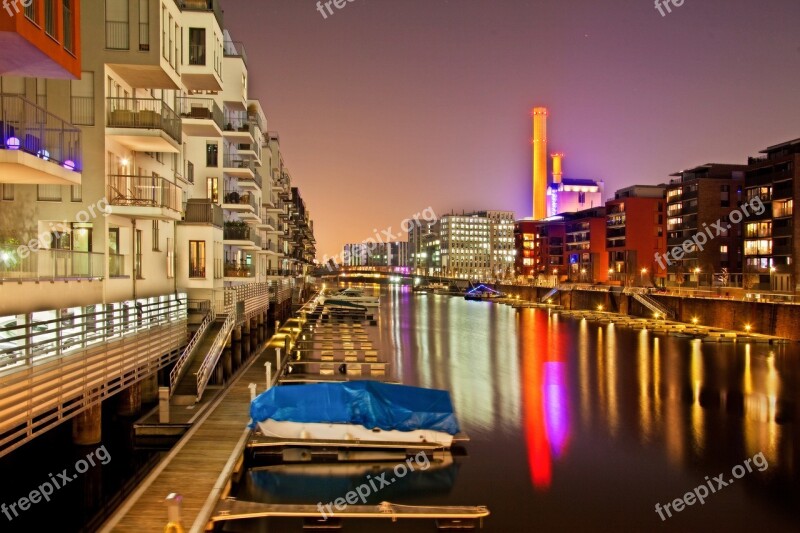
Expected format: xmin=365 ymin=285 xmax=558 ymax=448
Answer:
xmin=222 ymin=110 xmax=252 ymax=134
xmin=108 ymin=174 xmax=182 ymax=212
xmin=223 ymin=40 xmax=247 ymax=64
xmin=0 ymin=294 xmax=187 ymax=457
xmin=0 ymin=94 xmax=82 ymax=170
xmin=70 ymin=95 xmax=95 ymax=126
xmin=223 ymin=224 xmax=256 ymax=241
xmin=169 ymin=303 xmax=213 ymax=396
xmin=188 ymin=43 xmax=206 ymax=66
xmin=195 ymin=311 xmax=234 ymax=401
xmin=0 ymin=248 xmax=104 ymax=282
xmin=184 ymin=199 xmax=223 ymax=227
xmin=176 ymin=97 xmax=223 ymax=130
xmin=106 ymin=97 xmax=182 ymax=144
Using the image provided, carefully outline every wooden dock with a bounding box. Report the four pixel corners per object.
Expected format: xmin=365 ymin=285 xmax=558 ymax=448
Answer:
xmin=99 ymin=323 xmax=304 ymax=533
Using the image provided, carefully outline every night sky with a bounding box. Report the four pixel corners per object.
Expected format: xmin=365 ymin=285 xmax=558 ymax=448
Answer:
xmin=222 ymin=0 xmax=800 ymax=260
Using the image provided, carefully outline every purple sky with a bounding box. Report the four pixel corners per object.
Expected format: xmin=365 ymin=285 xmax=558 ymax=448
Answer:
xmin=223 ymin=0 xmax=800 ymax=260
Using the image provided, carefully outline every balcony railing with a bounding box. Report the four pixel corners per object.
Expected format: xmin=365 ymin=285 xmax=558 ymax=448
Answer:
xmin=184 ymin=199 xmax=223 ymax=227
xmin=223 ymin=225 xmax=260 ymax=246
xmin=176 ymin=97 xmax=223 ymax=130
xmin=224 ymin=153 xmax=253 ymax=170
xmin=176 ymin=0 xmax=224 ymax=26
xmin=223 ymin=40 xmax=247 ymax=64
xmin=222 ymin=188 xmax=256 ymax=210
xmin=0 ymin=248 xmax=104 ymax=282
xmin=222 ymin=111 xmax=253 ymax=134
xmin=108 ymin=175 xmax=182 ymax=212
xmin=189 ymin=43 xmax=206 ymax=66
xmin=109 ymin=254 xmax=127 ymax=277
xmin=0 ymin=94 xmax=82 ymax=170
xmin=224 ymin=262 xmax=255 ymax=278
xmin=106 ymin=97 xmax=182 ymax=144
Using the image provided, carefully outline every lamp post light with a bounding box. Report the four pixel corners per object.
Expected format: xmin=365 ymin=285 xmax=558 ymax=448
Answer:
xmin=640 ymin=267 xmax=648 ymax=287
xmin=694 ymin=267 xmax=701 ymax=288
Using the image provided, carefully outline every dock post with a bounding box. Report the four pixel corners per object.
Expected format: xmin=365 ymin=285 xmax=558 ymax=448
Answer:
xmin=164 ymin=493 xmax=183 ymax=531
xmin=158 ymin=387 xmax=170 ymax=424
xmin=265 ymin=362 xmax=272 ymax=389
xmin=275 ymin=348 xmax=281 ymax=375
xmin=72 ymin=394 xmax=102 ymax=446
xmin=117 ymin=382 xmax=142 ymax=417
xmin=249 ymin=383 xmax=257 ymax=400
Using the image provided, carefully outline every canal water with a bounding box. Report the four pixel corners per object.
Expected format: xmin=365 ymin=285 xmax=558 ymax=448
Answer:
xmin=236 ymin=285 xmax=800 ymax=532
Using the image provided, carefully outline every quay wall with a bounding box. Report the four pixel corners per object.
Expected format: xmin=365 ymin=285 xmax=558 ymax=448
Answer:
xmin=492 ymin=284 xmax=800 ymax=341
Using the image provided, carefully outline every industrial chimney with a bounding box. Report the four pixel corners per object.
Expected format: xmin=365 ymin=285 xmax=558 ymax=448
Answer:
xmin=551 ymin=152 xmax=564 ymax=185
xmin=531 ymin=107 xmax=548 ymax=220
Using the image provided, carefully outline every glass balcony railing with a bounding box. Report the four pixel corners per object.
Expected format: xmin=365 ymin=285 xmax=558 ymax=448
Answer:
xmin=177 ymin=97 xmax=223 ymax=130
xmin=106 ymin=97 xmax=182 ymax=144
xmin=108 ymin=175 xmax=182 ymax=212
xmin=223 ymin=40 xmax=247 ymax=64
xmin=109 ymin=254 xmax=127 ymax=277
xmin=223 ymin=225 xmax=260 ymax=247
xmin=222 ymin=187 xmax=256 ymax=210
xmin=224 ymin=262 xmax=255 ymax=278
xmin=0 ymin=248 xmax=104 ymax=282
xmin=184 ymin=199 xmax=223 ymax=227
xmin=0 ymin=94 xmax=82 ymax=171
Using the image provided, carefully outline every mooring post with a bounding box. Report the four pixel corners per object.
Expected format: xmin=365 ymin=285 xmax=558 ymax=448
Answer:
xmin=248 ymin=383 xmax=257 ymax=400
xmin=164 ymin=493 xmax=183 ymax=530
xmin=275 ymin=348 xmax=281 ymax=375
xmin=265 ymin=362 xmax=272 ymax=389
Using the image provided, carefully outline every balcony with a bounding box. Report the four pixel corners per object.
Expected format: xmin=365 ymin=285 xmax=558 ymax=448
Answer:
xmin=221 ymin=188 xmax=257 ymax=215
xmin=222 ymin=112 xmax=255 ymax=141
xmin=107 ymin=175 xmax=183 ymax=221
xmin=106 ymin=98 xmax=182 ymax=153
xmin=223 ymin=224 xmax=260 ymax=250
xmin=177 ymin=97 xmax=223 ymax=137
xmin=223 ymin=153 xmax=255 ymax=179
xmin=178 ymin=1 xmax=224 ymax=90
xmin=0 ymin=95 xmax=81 ymax=186
xmin=259 ymin=241 xmax=279 ymax=255
xmin=224 ymin=262 xmax=255 ymax=279
xmin=183 ymin=199 xmax=223 ymax=227
xmin=223 ymin=40 xmax=247 ymax=64
xmin=0 ymin=249 xmax=105 ymax=282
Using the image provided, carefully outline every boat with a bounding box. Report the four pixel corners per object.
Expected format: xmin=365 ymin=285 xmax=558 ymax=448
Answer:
xmin=464 ymin=284 xmax=503 ymax=301
xmin=320 ymin=287 xmax=380 ymax=308
xmin=413 ymin=282 xmax=449 ymax=294
xmin=250 ymin=381 xmax=461 ymax=448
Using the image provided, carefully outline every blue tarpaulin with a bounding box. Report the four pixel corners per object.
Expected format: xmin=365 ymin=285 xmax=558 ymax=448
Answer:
xmin=250 ymin=381 xmax=461 ymax=435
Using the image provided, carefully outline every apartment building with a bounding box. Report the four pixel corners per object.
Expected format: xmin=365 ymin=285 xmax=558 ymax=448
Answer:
xmin=343 ymin=241 xmax=408 ymax=267
xmin=0 ymin=0 xmax=315 ymax=457
xmin=514 ymin=217 xmax=565 ymax=281
xmin=438 ymin=210 xmax=515 ymax=281
xmin=665 ymin=164 xmax=745 ymax=287
xmin=565 ymin=207 xmax=608 ymax=283
xmin=744 ymin=138 xmax=800 ymax=292
xmin=408 ymin=220 xmax=439 ymax=275
xmin=606 ymin=185 xmax=666 ymax=286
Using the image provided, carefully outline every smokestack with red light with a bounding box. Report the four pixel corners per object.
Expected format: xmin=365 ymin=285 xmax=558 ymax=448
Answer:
xmin=551 ymin=152 xmax=564 ymax=185
xmin=531 ymin=107 xmax=548 ymax=220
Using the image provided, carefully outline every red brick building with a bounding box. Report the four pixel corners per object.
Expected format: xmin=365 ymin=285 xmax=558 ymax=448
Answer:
xmin=606 ymin=185 xmax=667 ymax=286
xmin=565 ymin=207 xmax=608 ymax=283
xmin=515 ymin=218 xmax=565 ymax=281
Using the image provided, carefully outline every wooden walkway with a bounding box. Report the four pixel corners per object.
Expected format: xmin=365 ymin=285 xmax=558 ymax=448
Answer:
xmin=99 ymin=324 xmax=303 ymax=533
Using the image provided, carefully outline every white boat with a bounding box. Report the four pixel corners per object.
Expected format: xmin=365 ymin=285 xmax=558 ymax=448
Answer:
xmin=321 ymin=287 xmax=380 ymax=308
xmin=258 ymin=419 xmax=454 ymax=447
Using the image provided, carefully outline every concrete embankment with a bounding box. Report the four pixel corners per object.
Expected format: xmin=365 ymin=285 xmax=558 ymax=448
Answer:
xmin=492 ymin=284 xmax=800 ymax=342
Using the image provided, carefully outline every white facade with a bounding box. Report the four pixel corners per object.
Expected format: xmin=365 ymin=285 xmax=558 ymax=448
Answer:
xmin=438 ymin=211 xmax=515 ymax=280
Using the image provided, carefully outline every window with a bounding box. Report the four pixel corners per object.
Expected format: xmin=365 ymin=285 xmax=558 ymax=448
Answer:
xmin=134 ymin=230 xmax=143 ymax=279
xmin=106 ymin=0 xmax=129 ymax=50
xmin=187 ymin=161 xmax=194 ymax=184
xmin=206 ymin=142 xmax=218 ymax=166
xmin=189 ymin=28 xmax=206 ymax=65
xmin=1 ymin=184 xmax=13 ymax=201
xmin=138 ymin=0 xmax=149 ymax=51
xmin=71 ymin=185 xmax=82 ymax=202
xmin=207 ymin=177 xmax=218 ymax=203
xmin=24 ymin=0 xmax=37 ymax=22
xmin=189 ymin=241 xmax=206 ymax=278
xmin=44 ymin=0 xmax=56 ymax=38
xmin=63 ymin=0 xmax=74 ymax=52
xmin=744 ymin=239 xmax=772 ymax=256
xmin=745 ymin=222 xmax=772 ymax=238
xmin=152 ymin=220 xmax=160 ymax=251
xmin=773 ymin=199 xmax=793 ymax=218
xmin=37 ymin=185 xmax=62 ymax=201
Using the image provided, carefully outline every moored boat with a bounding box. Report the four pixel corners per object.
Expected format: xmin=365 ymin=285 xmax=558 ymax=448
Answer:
xmin=250 ymin=381 xmax=461 ymax=448
xmin=320 ymin=287 xmax=380 ymax=308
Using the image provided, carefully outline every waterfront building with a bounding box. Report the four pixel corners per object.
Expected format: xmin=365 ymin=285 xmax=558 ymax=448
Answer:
xmin=514 ymin=217 xmax=565 ymax=282
xmin=438 ymin=210 xmax=515 ymax=281
xmin=665 ymin=164 xmax=745 ymax=287
xmin=605 ymin=185 xmax=667 ymax=286
xmin=343 ymin=241 xmax=408 ymax=267
xmin=0 ymin=0 xmax=315 ymax=458
xmin=565 ymin=207 xmax=608 ymax=283
xmin=408 ymin=220 xmax=440 ymax=275
xmin=744 ymin=138 xmax=800 ymax=292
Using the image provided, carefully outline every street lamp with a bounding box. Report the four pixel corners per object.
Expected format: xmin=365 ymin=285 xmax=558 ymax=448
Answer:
xmin=640 ymin=267 xmax=648 ymax=286
xmin=694 ymin=267 xmax=701 ymax=288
